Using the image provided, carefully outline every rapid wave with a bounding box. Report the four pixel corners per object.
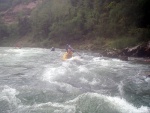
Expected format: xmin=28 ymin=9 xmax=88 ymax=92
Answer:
xmin=66 ymin=93 xmax=149 ymax=113
xmin=0 ymin=47 xmax=150 ymax=113
xmin=0 ymin=86 xmax=21 ymax=113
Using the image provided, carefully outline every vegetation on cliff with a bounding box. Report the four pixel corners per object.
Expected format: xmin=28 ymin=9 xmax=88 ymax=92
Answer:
xmin=0 ymin=0 xmax=150 ymax=50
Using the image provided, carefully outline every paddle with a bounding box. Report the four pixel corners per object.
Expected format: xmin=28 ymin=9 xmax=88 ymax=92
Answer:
xmin=66 ymin=44 xmax=83 ymax=58
xmin=75 ymin=51 xmax=83 ymax=58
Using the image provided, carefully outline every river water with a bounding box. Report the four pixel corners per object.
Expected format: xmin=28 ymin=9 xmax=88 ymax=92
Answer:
xmin=0 ymin=47 xmax=150 ymax=113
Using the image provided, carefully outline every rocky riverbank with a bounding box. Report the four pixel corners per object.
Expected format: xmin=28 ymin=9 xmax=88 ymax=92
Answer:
xmin=100 ymin=41 xmax=150 ymax=61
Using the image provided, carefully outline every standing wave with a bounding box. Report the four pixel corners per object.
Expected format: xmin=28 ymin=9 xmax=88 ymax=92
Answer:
xmin=66 ymin=93 xmax=150 ymax=113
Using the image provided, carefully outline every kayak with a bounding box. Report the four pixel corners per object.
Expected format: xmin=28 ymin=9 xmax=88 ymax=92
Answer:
xmin=62 ymin=55 xmax=82 ymax=61
xmin=62 ymin=52 xmax=72 ymax=60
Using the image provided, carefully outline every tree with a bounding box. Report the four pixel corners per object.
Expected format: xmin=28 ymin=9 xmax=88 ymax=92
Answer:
xmin=18 ymin=16 xmax=31 ymax=36
xmin=0 ymin=18 xmax=8 ymax=38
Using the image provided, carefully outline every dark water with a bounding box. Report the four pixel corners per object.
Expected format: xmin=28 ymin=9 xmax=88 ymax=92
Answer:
xmin=0 ymin=47 xmax=150 ymax=113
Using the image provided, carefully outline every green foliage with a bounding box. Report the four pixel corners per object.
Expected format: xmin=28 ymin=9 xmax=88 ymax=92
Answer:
xmin=92 ymin=37 xmax=106 ymax=50
xmin=107 ymin=37 xmax=139 ymax=49
xmin=7 ymin=23 xmax=19 ymax=39
xmin=129 ymin=28 xmax=150 ymax=41
xmin=18 ymin=17 xmax=31 ymax=36
xmin=31 ymin=0 xmax=72 ymax=41
xmin=25 ymin=0 xmax=150 ymax=47
xmin=0 ymin=21 xmax=20 ymax=46
xmin=0 ymin=18 xmax=8 ymax=38
xmin=0 ymin=0 xmax=149 ymax=48
xmin=30 ymin=0 xmax=150 ymax=45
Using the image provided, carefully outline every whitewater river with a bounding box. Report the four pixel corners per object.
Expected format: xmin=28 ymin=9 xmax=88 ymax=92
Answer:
xmin=0 ymin=47 xmax=150 ymax=113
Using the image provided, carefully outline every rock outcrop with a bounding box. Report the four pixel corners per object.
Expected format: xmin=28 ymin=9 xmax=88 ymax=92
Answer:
xmin=101 ymin=41 xmax=150 ymax=61
xmin=121 ymin=41 xmax=150 ymax=57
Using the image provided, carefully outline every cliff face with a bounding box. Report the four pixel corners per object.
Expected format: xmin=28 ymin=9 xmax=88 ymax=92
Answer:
xmin=1 ymin=0 xmax=43 ymax=24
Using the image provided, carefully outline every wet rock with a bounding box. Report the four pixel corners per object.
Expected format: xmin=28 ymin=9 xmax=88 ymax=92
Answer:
xmin=101 ymin=49 xmax=119 ymax=58
xmin=121 ymin=41 xmax=150 ymax=57
xmin=118 ymin=56 xmax=128 ymax=61
xmin=147 ymin=75 xmax=150 ymax=78
xmin=99 ymin=41 xmax=150 ymax=61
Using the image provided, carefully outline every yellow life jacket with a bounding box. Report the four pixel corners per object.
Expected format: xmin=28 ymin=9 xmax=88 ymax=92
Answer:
xmin=62 ymin=52 xmax=73 ymax=60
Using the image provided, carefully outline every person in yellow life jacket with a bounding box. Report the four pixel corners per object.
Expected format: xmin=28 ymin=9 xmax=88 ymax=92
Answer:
xmin=62 ymin=44 xmax=74 ymax=60
xmin=63 ymin=48 xmax=73 ymax=60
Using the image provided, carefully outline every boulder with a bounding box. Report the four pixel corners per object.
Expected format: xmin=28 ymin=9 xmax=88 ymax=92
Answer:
xmin=121 ymin=41 xmax=150 ymax=57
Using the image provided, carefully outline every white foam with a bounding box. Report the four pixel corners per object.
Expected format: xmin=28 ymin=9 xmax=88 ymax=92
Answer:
xmin=92 ymin=57 xmax=128 ymax=69
xmin=89 ymin=78 xmax=99 ymax=85
xmin=62 ymin=61 xmax=71 ymax=67
xmin=0 ymin=53 xmax=7 ymax=57
xmin=93 ymin=57 xmax=101 ymax=62
xmin=42 ymin=66 xmax=67 ymax=82
xmin=69 ymin=56 xmax=82 ymax=61
xmin=112 ymin=59 xmax=121 ymax=62
xmin=93 ymin=93 xmax=149 ymax=113
xmin=6 ymin=48 xmax=45 ymax=57
xmin=6 ymin=48 xmax=23 ymax=53
xmin=107 ymin=96 xmax=149 ymax=113
xmin=0 ymin=86 xmax=21 ymax=107
xmin=80 ymin=77 xmax=89 ymax=83
xmin=78 ymin=66 xmax=89 ymax=73
xmin=66 ymin=93 xmax=149 ymax=113
xmin=54 ymin=82 xmax=80 ymax=93
xmin=118 ymin=82 xmax=124 ymax=97
xmin=99 ymin=59 xmax=109 ymax=67
xmin=42 ymin=66 xmax=79 ymax=93
xmin=80 ymin=77 xmax=99 ymax=86
xmin=145 ymin=77 xmax=150 ymax=82
xmin=30 ymin=101 xmax=76 ymax=113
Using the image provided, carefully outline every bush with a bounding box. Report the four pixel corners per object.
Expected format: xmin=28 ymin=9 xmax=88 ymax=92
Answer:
xmin=129 ymin=28 xmax=150 ymax=41
xmin=108 ymin=37 xmax=139 ymax=49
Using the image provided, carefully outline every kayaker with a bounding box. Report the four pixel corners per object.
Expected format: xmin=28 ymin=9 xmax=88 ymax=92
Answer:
xmin=63 ymin=45 xmax=74 ymax=60
xmin=51 ymin=47 xmax=55 ymax=51
xmin=66 ymin=44 xmax=74 ymax=52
